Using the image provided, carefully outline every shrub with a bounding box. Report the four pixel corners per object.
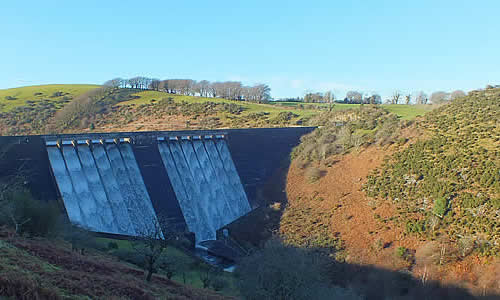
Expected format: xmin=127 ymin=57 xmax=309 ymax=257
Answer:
xmin=305 ymin=166 xmax=322 ymax=183
xmin=396 ymin=246 xmax=407 ymax=258
xmin=0 ymin=190 xmax=61 ymax=237
xmin=210 ymin=276 xmax=227 ymax=291
xmin=60 ymin=224 xmax=106 ymax=252
xmin=112 ymin=248 xmax=145 ymax=267
xmin=270 ymin=111 xmax=298 ymax=124
xmin=457 ymin=236 xmax=475 ymax=257
xmin=156 ymin=255 xmax=186 ymax=279
xmin=236 ymin=239 xmax=361 ymax=300
xmin=107 ymin=241 xmax=119 ymax=250
xmin=433 ymin=197 xmax=448 ymax=218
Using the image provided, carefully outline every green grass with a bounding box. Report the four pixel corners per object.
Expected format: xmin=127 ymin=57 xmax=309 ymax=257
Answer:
xmin=118 ymin=90 xmax=320 ymax=120
xmin=381 ymin=104 xmax=434 ymax=120
xmin=0 ymin=84 xmax=100 ymax=112
xmin=95 ymin=237 xmax=240 ymax=296
xmin=270 ymin=101 xmax=359 ymax=110
xmin=270 ymin=101 xmax=434 ymax=120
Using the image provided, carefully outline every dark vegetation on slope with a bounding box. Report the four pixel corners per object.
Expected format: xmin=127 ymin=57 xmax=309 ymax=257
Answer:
xmin=0 ymin=230 xmax=230 ymax=300
xmin=235 ymin=238 xmax=498 ymax=300
xmin=0 ymin=189 xmax=235 ymax=299
xmin=364 ymin=88 xmax=499 ymax=256
xmin=93 ymin=97 xmax=247 ymax=130
xmin=292 ymin=105 xmax=408 ymax=163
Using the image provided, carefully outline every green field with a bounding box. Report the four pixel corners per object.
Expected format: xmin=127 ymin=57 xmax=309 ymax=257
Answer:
xmin=0 ymin=84 xmax=100 ymax=112
xmin=270 ymin=101 xmax=434 ymax=120
xmin=117 ymin=90 xmax=320 ymax=119
xmin=382 ymin=104 xmax=435 ymax=120
xmin=0 ymin=85 xmax=435 ymax=121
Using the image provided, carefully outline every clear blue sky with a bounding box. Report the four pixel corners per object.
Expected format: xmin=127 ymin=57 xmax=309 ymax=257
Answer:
xmin=1 ymin=0 xmax=499 ymax=99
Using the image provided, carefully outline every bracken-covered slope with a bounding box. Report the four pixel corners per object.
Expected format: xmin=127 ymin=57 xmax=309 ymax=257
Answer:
xmin=365 ymin=87 xmax=500 ymax=255
xmin=0 ymin=231 xmax=230 ymax=300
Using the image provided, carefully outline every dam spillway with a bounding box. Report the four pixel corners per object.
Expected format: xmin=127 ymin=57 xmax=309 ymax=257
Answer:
xmin=157 ymin=135 xmax=250 ymax=242
xmin=46 ymin=139 xmax=157 ymax=236
xmin=0 ymin=128 xmax=315 ymax=243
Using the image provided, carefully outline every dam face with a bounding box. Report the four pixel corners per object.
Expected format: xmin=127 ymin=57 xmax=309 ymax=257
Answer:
xmin=0 ymin=127 xmax=314 ymax=243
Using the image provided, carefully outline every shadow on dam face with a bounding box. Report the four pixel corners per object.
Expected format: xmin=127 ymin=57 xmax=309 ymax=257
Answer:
xmin=0 ymin=127 xmax=315 ymax=247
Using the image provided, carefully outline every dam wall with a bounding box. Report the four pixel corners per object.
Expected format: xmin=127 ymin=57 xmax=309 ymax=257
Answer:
xmin=0 ymin=127 xmax=314 ymax=242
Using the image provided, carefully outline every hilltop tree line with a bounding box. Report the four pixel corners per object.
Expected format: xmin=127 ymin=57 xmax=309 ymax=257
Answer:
xmin=387 ymin=90 xmax=466 ymax=105
xmin=302 ymin=89 xmax=466 ymax=105
xmin=301 ymin=90 xmax=382 ymax=104
xmin=104 ymin=77 xmax=271 ymax=103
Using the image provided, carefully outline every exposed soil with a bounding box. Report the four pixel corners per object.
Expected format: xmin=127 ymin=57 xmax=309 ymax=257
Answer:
xmin=283 ymin=144 xmax=500 ymax=295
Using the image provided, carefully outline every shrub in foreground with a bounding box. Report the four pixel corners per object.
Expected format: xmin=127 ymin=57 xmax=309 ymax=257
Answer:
xmin=235 ymin=239 xmax=362 ymax=300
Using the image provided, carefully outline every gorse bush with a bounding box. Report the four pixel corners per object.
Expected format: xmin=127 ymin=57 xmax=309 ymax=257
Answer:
xmin=305 ymin=166 xmax=323 ymax=183
xmin=292 ymin=105 xmax=405 ymax=163
xmin=364 ymin=87 xmax=500 ymax=256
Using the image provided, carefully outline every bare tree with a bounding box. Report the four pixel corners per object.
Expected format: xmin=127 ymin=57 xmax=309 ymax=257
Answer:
xmin=345 ymin=91 xmax=363 ymax=104
xmin=391 ymin=90 xmax=401 ymax=104
xmin=324 ymin=90 xmax=336 ymax=111
xmin=415 ymin=91 xmax=428 ymax=104
xmin=430 ymin=91 xmax=450 ymax=104
xmin=450 ymin=90 xmax=466 ymax=100
xmin=196 ymin=80 xmax=210 ymax=97
xmin=150 ymin=79 xmax=161 ymax=91
xmin=128 ymin=77 xmax=141 ymax=89
xmin=364 ymin=92 xmax=382 ymax=104
xmin=253 ymin=84 xmax=271 ymax=103
xmin=405 ymin=93 xmax=412 ymax=105
xmin=133 ymin=216 xmax=176 ymax=282
xmin=304 ymin=92 xmax=323 ymax=103
xmin=113 ymin=76 xmax=272 ymax=101
xmin=140 ymin=77 xmax=152 ymax=90
xmin=103 ymin=78 xmax=122 ymax=89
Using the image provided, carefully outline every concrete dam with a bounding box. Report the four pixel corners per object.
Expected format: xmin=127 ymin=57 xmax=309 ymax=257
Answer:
xmin=0 ymin=127 xmax=314 ymax=243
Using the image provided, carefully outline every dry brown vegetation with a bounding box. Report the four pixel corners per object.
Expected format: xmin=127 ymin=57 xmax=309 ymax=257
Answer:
xmin=281 ymin=88 xmax=500 ymax=297
xmin=0 ymin=227 xmax=231 ymax=300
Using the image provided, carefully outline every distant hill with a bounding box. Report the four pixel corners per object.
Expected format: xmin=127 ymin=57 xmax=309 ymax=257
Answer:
xmin=0 ymin=84 xmax=435 ymax=136
xmin=0 ymin=84 xmax=100 ymax=112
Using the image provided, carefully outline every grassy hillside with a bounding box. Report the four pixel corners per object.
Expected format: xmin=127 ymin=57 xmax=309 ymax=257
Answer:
xmin=0 ymin=85 xmax=435 ymax=136
xmin=0 ymin=84 xmax=100 ymax=112
xmin=0 ymin=84 xmax=101 ymax=136
xmin=365 ymin=87 xmax=500 ymax=255
xmin=270 ymin=101 xmax=434 ymax=120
